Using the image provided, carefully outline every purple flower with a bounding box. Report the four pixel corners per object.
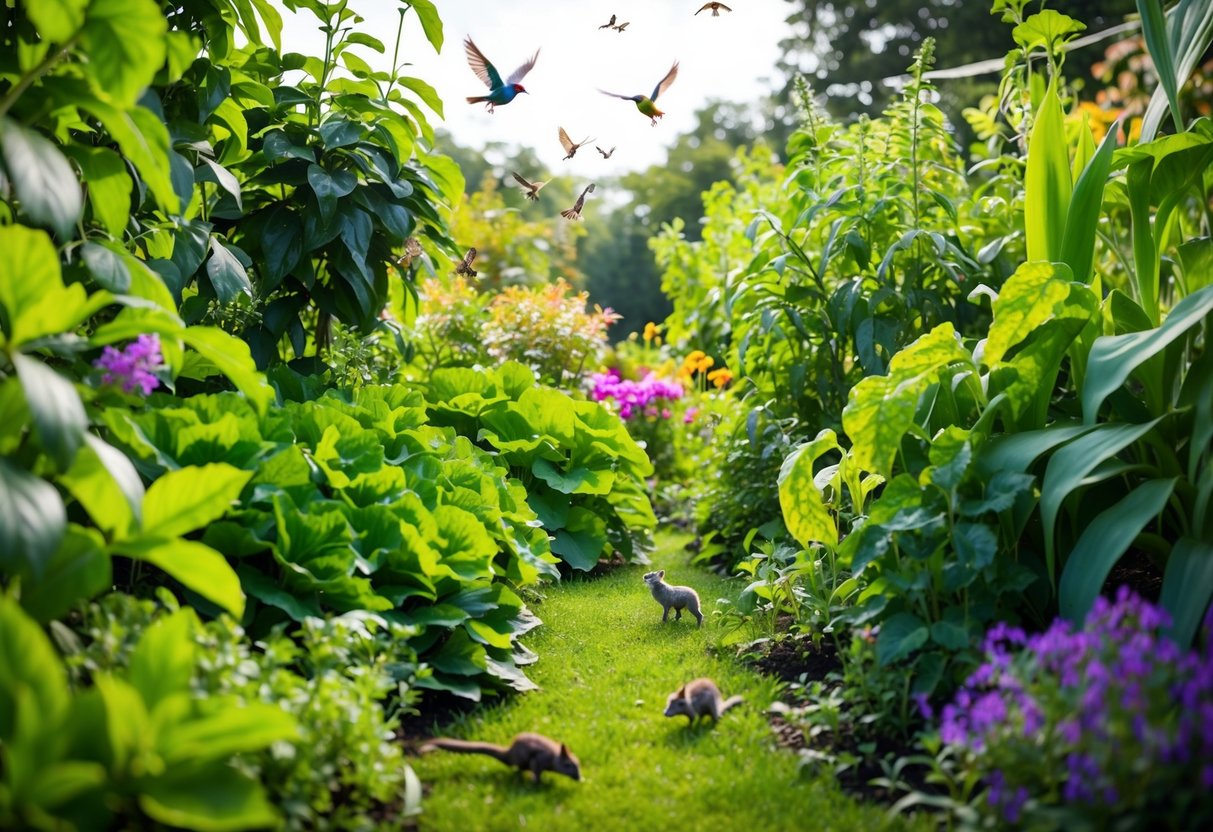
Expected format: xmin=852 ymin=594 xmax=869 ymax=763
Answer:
xmin=93 ymin=334 xmax=164 ymax=395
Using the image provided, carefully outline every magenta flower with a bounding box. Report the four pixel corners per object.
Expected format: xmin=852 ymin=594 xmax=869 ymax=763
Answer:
xmin=94 ymin=334 xmax=164 ymax=395
xmin=588 ymin=369 xmax=683 ymax=421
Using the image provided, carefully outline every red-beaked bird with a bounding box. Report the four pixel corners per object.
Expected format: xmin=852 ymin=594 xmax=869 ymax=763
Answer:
xmin=511 ymin=172 xmax=548 ymax=201
xmin=598 ymin=61 xmax=679 ymax=126
xmin=695 ymin=2 xmax=732 ymax=15
xmin=464 ymin=37 xmax=539 ymax=113
xmin=598 ymin=14 xmax=616 ymax=29
xmin=454 ymin=248 xmax=478 ymax=277
xmin=561 ymin=184 xmax=596 ymax=221
xmin=559 ymin=127 xmax=595 ymax=160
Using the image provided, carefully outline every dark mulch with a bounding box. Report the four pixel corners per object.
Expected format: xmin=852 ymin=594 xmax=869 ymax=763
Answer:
xmin=1103 ymin=548 xmax=1164 ymax=603
xmin=745 ymin=634 xmax=933 ymax=805
xmin=397 ymin=690 xmax=481 ymax=746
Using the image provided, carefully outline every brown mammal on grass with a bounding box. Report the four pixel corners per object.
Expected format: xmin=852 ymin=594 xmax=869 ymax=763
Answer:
xmin=419 ymin=732 xmax=581 ymax=783
xmin=643 ymin=569 xmax=703 ymax=627
xmin=663 ymin=677 xmax=743 ymax=724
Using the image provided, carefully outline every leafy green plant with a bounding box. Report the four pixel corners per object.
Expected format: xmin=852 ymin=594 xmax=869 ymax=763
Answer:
xmin=0 ymin=596 xmax=296 ymax=830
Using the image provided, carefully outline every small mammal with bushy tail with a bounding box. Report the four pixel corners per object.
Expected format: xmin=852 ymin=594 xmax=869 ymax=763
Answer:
xmin=643 ymin=569 xmax=703 ymax=627
xmin=419 ymin=732 xmax=581 ymax=783
xmin=664 ymin=677 xmax=743 ymax=724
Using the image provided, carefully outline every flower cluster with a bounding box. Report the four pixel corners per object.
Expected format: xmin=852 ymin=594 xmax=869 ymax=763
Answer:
xmin=589 ymin=369 xmax=683 ymax=421
xmin=937 ymin=588 xmax=1213 ymax=825
xmin=93 ymin=334 xmax=164 ymax=395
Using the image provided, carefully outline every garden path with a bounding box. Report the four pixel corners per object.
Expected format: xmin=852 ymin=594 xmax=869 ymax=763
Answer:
xmin=414 ymin=530 xmax=920 ymax=831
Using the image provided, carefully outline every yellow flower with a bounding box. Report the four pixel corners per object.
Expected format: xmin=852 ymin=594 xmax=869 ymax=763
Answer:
xmin=643 ymin=321 xmax=662 ymax=343
xmin=708 ymin=368 xmax=733 ymax=388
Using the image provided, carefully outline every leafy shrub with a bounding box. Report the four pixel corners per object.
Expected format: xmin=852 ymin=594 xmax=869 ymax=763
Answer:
xmin=63 ymin=592 xmax=424 ymax=831
xmin=930 ymin=591 xmax=1213 ymax=828
xmin=0 ymin=596 xmax=296 ymax=831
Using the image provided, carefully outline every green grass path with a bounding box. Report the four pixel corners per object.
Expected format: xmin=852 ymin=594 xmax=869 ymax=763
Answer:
xmin=415 ymin=530 xmax=913 ymax=831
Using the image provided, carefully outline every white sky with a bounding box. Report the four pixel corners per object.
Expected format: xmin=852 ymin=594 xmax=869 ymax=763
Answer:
xmin=277 ymin=1 xmax=792 ymax=175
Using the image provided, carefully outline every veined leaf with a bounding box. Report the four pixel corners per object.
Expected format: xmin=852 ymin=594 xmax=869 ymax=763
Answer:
xmin=407 ymin=0 xmax=444 ymax=53
xmin=778 ymin=429 xmax=841 ymax=548
xmin=12 ymin=354 xmax=86 ymax=472
xmin=0 ymin=118 xmax=83 ymax=239
xmin=141 ymin=463 xmax=252 ymax=539
xmin=983 ymin=262 xmax=1072 ymax=366
xmin=114 ymin=537 xmax=245 ymax=617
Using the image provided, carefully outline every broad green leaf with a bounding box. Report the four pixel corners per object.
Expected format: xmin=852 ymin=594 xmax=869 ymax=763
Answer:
xmin=68 ymin=91 xmax=178 ymax=213
xmin=129 ymin=609 xmax=196 ymax=709
xmin=398 ymin=77 xmax=444 ymax=119
xmin=196 ymin=157 xmax=242 ymax=212
xmin=778 ymin=429 xmax=841 ymax=548
xmin=552 ymin=508 xmax=608 ymax=572
xmin=930 ymin=620 xmax=971 ymax=651
xmin=93 ymin=675 xmax=149 ymax=771
xmin=140 ymin=764 xmax=280 ymax=832
xmin=1059 ymin=478 xmax=1177 ymax=624
xmin=1083 ymin=284 xmax=1213 ymax=421
xmin=114 ymin=537 xmax=245 ymax=617
xmin=1139 ymin=0 xmax=1213 ymax=141
xmin=1137 ymin=0 xmax=1183 ymax=135
xmin=81 ymin=241 xmax=132 ymax=292
xmin=876 ymin=612 xmax=929 ymax=666
xmin=1040 ymin=418 xmax=1163 ymax=588
xmin=408 ymin=0 xmax=444 ymax=53
xmin=0 ymin=458 xmax=66 ymax=582
xmin=430 ymin=629 xmax=487 ymax=677
xmin=306 ymin=164 xmax=357 ymax=224
xmin=62 ymin=146 xmax=132 ymax=236
xmin=19 ymin=525 xmax=110 ymax=624
xmin=141 ymin=463 xmax=252 ymax=539
xmin=1024 ymin=77 xmax=1071 ymax=263
xmin=181 ymin=327 xmax=275 ymax=414
xmin=205 ymin=239 xmax=252 ymax=303
xmin=12 ymin=353 xmax=86 ymax=472
xmin=60 ymin=434 xmax=144 ymax=535
xmin=1061 ymin=120 xmax=1119 ymax=284
xmin=1012 ymin=9 xmax=1085 ymax=54
xmin=1160 ymin=538 xmax=1213 ymax=646
xmin=0 ymin=596 xmax=70 ymax=740
xmin=81 ymin=0 xmax=167 ymax=107
xmin=0 ymin=225 xmax=111 ymax=347
xmin=976 ymin=422 xmax=1096 ymax=476
xmin=0 ymin=118 xmax=83 ymax=239
xmin=27 ymin=0 xmax=87 ymax=41
xmin=984 ymin=260 xmax=1072 ymax=368
xmin=158 ymin=700 xmax=296 ymax=764
xmin=532 ymin=458 xmax=614 ymax=495
xmin=431 ymin=505 xmax=496 ymax=581
xmin=238 ymin=566 xmax=321 ymax=621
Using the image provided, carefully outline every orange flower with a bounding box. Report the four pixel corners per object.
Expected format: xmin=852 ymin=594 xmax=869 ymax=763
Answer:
xmin=707 ymin=368 xmax=733 ymax=388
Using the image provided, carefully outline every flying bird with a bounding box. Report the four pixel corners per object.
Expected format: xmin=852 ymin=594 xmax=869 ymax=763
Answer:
xmin=613 ymin=21 xmax=630 ymax=32
xmin=395 ymin=236 xmax=422 ymax=268
xmin=598 ymin=61 xmax=679 ymax=126
xmin=695 ymin=2 xmax=732 ymax=15
xmin=464 ymin=37 xmax=539 ymax=113
xmin=511 ymin=172 xmax=548 ymax=201
xmin=596 ymin=145 xmax=616 ymax=159
xmin=454 ymin=247 xmax=478 ymax=277
xmin=561 ymin=184 xmax=596 ymax=221
xmin=559 ymin=127 xmax=595 ymax=160
xmin=598 ymin=14 xmax=616 ymax=29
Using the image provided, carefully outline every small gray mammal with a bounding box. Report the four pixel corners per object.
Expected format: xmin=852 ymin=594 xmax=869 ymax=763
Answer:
xmin=663 ymin=677 xmax=743 ymax=724
xmin=419 ymin=732 xmax=581 ymax=783
xmin=643 ymin=569 xmax=703 ymax=627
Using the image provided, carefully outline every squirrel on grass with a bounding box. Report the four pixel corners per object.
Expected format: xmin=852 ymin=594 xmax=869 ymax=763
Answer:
xmin=419 ymin=732 xmax=581 ymax=784
xmin=663 ymin=678 xmax=743 ymax=724
xmin=643 ymin=569 xmax=704 ymax=627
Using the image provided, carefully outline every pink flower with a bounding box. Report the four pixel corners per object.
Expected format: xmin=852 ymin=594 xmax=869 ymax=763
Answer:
xmin=93 ymin=334 xmax=164 ymax=395
xmin=683 ymin=407 xmax=699 ymax=424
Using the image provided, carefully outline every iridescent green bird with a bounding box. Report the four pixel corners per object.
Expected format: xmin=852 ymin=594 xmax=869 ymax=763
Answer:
xmin=598 ymin=61 xmax=679 ymax=126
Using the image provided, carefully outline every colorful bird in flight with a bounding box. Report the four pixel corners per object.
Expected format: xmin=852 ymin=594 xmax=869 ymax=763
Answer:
xmin=464 ymin=37 xmax=539 ymax=113
xmin=596 ymin=145 xmax=616 ymax=159
xmin=559 ymin=127 xmax=595 ymax=160
xmin=598 ymin=14 xmax=617 ymax=29
xmin=511 ymin=172 xmax=548 ymax=201
xmin=598 ymin=61 xmax=679 ymax=126
xmin=695 ymin=2 xmax=732 ymax=15
xmin=561 ymin=184 xmax=596 ymax=221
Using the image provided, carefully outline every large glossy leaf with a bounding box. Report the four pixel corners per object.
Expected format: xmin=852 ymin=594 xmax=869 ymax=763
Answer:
xmin=12 ymin=353 xmax=86 ymax=472
xmin=0 ymin=458 xmax=66 ymax=581
xmin=180 ymin=327 xmax=275 ymax=414
xmin=551 ymin=506 xmax=607 ymax=571
xmin=1083 ymin=284 xmax=1213 ymax=421
xmin=982 ymin=262 xmax=1072 ymax=366
xmin=81 ymin=0 xmax=167 ymax=107
xmin=62 ymin=146 xmax=132 ymax=236
xmin=1040 ymin=418 xmax=1164 ymax=588
xmin=141 ymin=463 xmax=252 ymax=539
xmin=408 ymin=0 xmax=444 ymax=52
xmin=1160 ymin=538 xmax=1213 ymax=647
xmin=1024 ymin=77 xmax=1071 ymax=263
xmin=27 ymin=0 xmax=87 ymax=42
xmin=157 ymin=700 xmax=296 ymax=765
xmin=205 ymin=239 xmax=252 ymax=303
xmin=60 ymin=434 xmax=144 ymax=536
xmin=139 ymin=764 xmax=280 ymax=832
xmin=115 ymin=537 xmax=244 ymax=617
xmin=778 ymin=429 xmax=841 ymax=548
xmin=0 ymin=118 xmax=83 ymax=239
xmin=1139 ymin=0 xmax=1213 ymax=141
xmin=876 ymin=611 xmax=929 ymax=666
xmin=1136 ymin=0 xmax=1183 ymax=136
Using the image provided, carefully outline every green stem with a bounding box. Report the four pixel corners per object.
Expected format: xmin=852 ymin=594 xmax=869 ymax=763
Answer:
xmin=0 ymin=32 xmax=82 ymax=119
xmin=385 ymin=4 xmax=411 ymax=100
